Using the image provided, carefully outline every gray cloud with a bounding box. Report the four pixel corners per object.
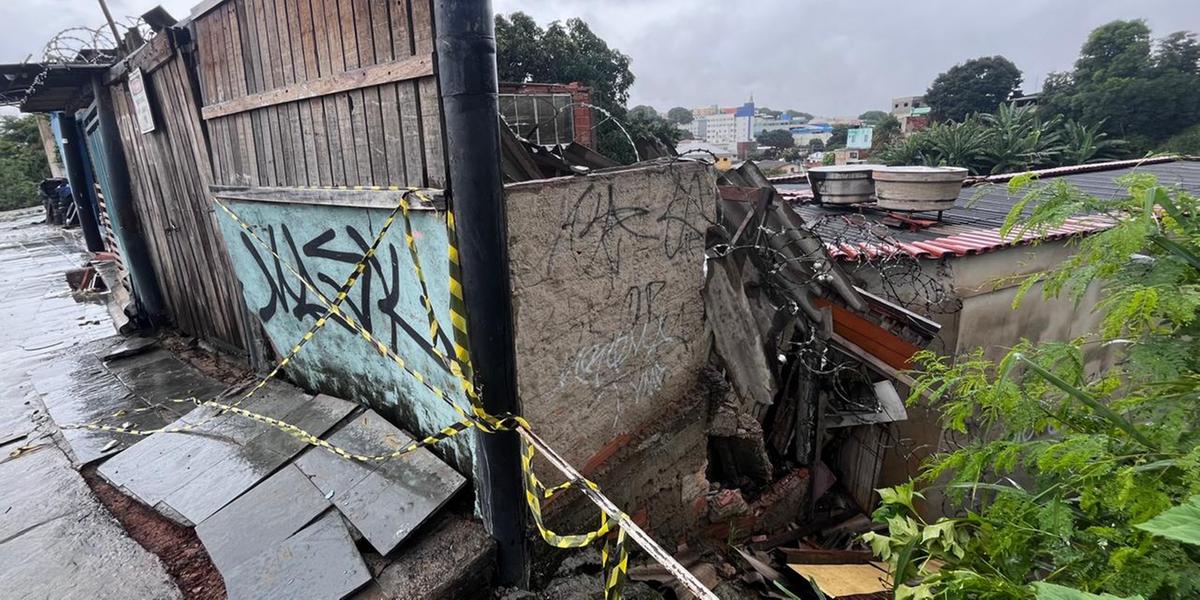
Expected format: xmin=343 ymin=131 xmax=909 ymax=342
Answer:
xmin=3 ymin=1 xmax=1197 ymax=118
xmin=496 ymin=0 xmax=1200 ymax=116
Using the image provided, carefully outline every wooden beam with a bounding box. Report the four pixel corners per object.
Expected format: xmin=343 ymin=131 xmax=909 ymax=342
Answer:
xmin=200 ymin=54 xmax=434 ymax=120
xmin=209 ymin=184 xmax=445 ymax=211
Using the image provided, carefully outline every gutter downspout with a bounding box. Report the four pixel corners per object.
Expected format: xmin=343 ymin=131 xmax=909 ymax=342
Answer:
xmin=433 ymin=0 xmax=528 ymax=587
xmin=57 ymin=113 xmax=106 ymax=252
xmin=91 ymin=77 xmax=165 ymax=321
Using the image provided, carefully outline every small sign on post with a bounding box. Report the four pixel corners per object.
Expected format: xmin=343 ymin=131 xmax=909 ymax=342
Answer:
xmin=128 ymin=68 xmax=156 ymax=134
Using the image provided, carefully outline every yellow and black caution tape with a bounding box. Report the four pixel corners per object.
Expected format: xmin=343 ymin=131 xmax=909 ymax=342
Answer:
xmin=61 ymin=196 xmax=407 ymax=436
xmin=64 ymin=190 xmax=637 ymax=598
xmin=445 ymin=211 xmax=476 ymax=385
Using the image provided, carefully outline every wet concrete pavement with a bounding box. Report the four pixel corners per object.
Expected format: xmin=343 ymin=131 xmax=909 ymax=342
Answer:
xmin=0 ymin=209 xmax=180 ymax=599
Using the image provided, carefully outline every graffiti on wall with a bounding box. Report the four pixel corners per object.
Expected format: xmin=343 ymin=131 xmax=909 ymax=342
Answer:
xmin=508 ymin=164 xmax=715 ymax=450
xmin=540 ymin=173 xmax=709 ymax=282
xmin=236 ymin=221 xmax=455 ymax=376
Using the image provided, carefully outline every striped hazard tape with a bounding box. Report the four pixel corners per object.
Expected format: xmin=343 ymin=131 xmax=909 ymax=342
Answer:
xmin=61 ymin=197 xmax=408 ymax=437
xmin=64 ymin=190 xmax=642 ymax=599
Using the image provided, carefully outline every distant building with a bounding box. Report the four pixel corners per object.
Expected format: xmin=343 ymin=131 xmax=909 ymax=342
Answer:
xmin=833 ymin=148 xmax=866 ymax=165
xmin=900 ymin=106 xmax=931 ymax=134
xmin=753 ymin=113 xmax=804 ymax=137
xmin=692 ymin=105 xmax=721 ymax=118
xmin=1010 ymin=93 xmax=1040 ymax=110
xmin=704 ymin=102 xmax=757 ymax=147
xmin=891 ymin=95 xmax=925 ymax=116
xmin=754 ymin=159 xmax=803 ymax=175
xmin=676 ymin=139 xmax=735 ymax=160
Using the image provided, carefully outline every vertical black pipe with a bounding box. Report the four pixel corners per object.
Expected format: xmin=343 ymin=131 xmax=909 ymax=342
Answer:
xmin=57 ymin=114 xmax=106 ymax=252
xmin=91 ymin=78 xmax=165 ymax=320
xmin=433 ymin=0 xmax=528 ymax=587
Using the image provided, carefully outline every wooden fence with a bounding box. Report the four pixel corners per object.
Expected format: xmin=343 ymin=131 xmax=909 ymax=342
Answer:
xmin=110 ymin=42 xmax=251 ymax=353
xmin=193 ymin=0 xmax=445 ymax=189
xmin=102 ymin=0 xmax=448 ymax=356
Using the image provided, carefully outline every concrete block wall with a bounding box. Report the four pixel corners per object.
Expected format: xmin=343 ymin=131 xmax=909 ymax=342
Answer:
xmin=505 ymin=161 xmax=718 ymax=543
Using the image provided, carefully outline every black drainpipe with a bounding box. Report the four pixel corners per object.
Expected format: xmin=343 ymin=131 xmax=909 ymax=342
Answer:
xmin=91 ymin=77 xmax=165 ymax=321
xmin=433 ymin=0 xmax=528 ymax=587
xmin=57 ymin=113 xmax=106 ymax=252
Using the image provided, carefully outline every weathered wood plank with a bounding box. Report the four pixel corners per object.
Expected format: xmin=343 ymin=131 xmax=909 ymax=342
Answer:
xmin=333 ymin=0 xmax=369 ymax=186
xmin=210 ymin=185 xmax=444 ymax=210
xmin=418 ymin=77 xmax=444 ymax=188
xmin=199 ymin=53 xmax=433 ymax=119
xmin=127 ymin=31 xmax=175 ymax=76
xmin=308 ymin=98 xmax=332 ymax=186
xmin=410 ymin=0 xmax=444 ymax=187
xmin=397 ymin=81 xmax=423 ymax=186
xmin=379 ymin=83 xmax=403 ymax=185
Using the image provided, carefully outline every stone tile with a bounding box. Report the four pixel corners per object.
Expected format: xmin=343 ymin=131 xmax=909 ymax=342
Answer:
xmin=97 ymin=382 xmax=315 ymax=511
xmin=195 ymin=464 xmax=331 ymax=574
xmin=0 ymin=444 xmax=179 ymax=600
xmin=293 ymin=410 xmax=467 ymax=555
xmin=162 ymin=395 xmax=356 ymax=525
xmin=222 ymin=510 xmax=370 ymax=600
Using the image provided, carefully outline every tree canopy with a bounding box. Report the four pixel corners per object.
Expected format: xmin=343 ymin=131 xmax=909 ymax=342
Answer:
xmin=666 ymin=106 xmax=693 ymax=124
xmin=869 ymin=174 xmax=1200 ymax=600
xmin=0 ymin=116 xmax=50 ymax=211
xmin=1040 ymin=21 xmax=1200 ymax=151
xmin=858 ymin=110 xmax=889 ymax=124
xmin=628 ymin=105 xmax=658 ymax=119
xmin=496 ymin=12 xmax=671 ymax=163
xmin=755 ymin=129 xmax=795 ymax=149
xmin=878 ymin=105 xmax=1125 ymax=175
xmin=827 ymin=124 xmax=851 ymax=148
xmin=784 ymin=110 xmax=813 ymax=122
xmin=495 ymin=12 xmax=633 ymax=111
xmin=925 ymin=55 xmax=1023 ymax=123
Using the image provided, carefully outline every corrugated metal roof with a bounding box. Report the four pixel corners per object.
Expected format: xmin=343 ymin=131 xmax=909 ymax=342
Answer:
xmin=784 ymin=158 xmax=1200 ymax=260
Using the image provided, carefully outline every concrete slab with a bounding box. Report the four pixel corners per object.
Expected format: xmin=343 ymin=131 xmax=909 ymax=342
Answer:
xmin=0 ymin=211 xmax=178 ymax=598
xmin=162 ymin=394 xmax=357 ymax=524
xmin=0 ymin=443 xmax=179 ymax=600
xmin=195 ymin=464 xmax=331 ymax=574
xmin=223 ymin=510 xmax=370 ymax=600
xmin=30 ymin=341 xmax=227 ymax=465
xmin=294 ymin=410 xmax=467 ymax=555
xmin=97 ymin=381 xmax=314 ymax=510
xmin=353 ymin=511 xmax=496 ymax=600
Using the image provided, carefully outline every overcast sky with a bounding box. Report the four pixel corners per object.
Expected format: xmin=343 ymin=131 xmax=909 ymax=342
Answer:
xmin=3 ymin=0 xmax=1197 ymax=117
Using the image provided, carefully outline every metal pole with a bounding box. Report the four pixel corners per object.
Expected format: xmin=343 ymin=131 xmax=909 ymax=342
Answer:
xmin=96 ymin=0 xmax=123 ymax=51
xmin=432 ymin=0 xmax=527 ymax=587
xmin=91 ymin=77 xmax=165 ymax=320
xmin=57 ymin=114 xmax=106 ymax=252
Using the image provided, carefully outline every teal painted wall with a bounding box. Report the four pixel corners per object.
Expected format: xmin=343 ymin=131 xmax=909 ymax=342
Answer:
xmin=215 ymin=200 xmax=474 ymax=472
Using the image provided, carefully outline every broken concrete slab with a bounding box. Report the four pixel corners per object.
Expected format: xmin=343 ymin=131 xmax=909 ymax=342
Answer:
xmin=354 ymin=511 xmax=496 ymax=600
xmin=160 ymin=394 xmax=357 ymax=525
xmin=705 ymin=254 xmax=777 ymax=419
xmin=293 ymin=410 xmax=467 ymax=555
xmin=196 ymin=464 xmax=331 ymax=574
xmin=97 ymin=381 xmax=316 ymax=518
xmin=222 ymin=510 xmax=370 ymax=600
xmin=30 ymin=339 xmax=227 ymax=465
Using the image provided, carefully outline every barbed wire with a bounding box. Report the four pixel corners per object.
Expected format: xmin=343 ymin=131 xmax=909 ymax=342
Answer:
xmin=1 ymin=17 xmax=146 ymax=108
